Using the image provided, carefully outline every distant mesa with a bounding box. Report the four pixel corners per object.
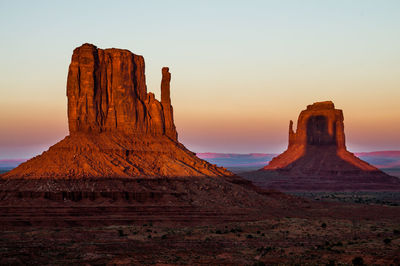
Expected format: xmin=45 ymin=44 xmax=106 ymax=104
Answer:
xmin=2 ymin=43 xmax=232 ymax=179
xmin=264 ymin=101 xmax=374 ymax=171
xmin=243 ymin=101 xmax=400 ymax=191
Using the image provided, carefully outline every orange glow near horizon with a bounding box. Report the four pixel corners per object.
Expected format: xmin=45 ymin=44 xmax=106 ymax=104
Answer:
xmin=1 ymin=1 xmax=400 ymax=159
xmin=1 ymin=67 xmax=399 ymax=159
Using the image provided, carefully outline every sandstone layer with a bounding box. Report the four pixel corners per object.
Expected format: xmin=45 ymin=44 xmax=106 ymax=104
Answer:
xmin=244 ymin=101 xmax=400 ymax=191
xmin=2 ymin=44 xmax=231 ymax=179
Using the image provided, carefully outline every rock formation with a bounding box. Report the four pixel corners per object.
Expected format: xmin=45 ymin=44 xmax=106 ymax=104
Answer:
xmin=0 ymin=44 xmax=303 ymax=229
xmin=2 ymin=44 xmax=232 ymax=179
xmin=66 ymin=44 xmax=177 ymax=140
xmin=243 ymin=101 xmax=400 ymax=191
xmin=264 ymin=101 xmax=375 ymax=171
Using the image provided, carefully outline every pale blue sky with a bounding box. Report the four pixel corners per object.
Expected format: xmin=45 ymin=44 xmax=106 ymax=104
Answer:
xmin=1 ymin=0 xmax=400 ymax=159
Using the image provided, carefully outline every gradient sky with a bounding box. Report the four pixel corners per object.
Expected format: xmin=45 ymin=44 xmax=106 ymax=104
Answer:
xmin=1 ymin=0 xmax=400 ymax=159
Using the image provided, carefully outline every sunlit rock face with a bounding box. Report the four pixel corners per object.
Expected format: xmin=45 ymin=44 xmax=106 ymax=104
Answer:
xmin=2 ymin=44 xmax=232 ymax=179
xmin=253 ymin=101 xmax=400 ymax=191
xmin=67 ymin=43 xmax=177 ymax=140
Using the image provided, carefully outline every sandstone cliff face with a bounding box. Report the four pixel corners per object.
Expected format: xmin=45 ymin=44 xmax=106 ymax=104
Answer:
xmin=288 ymin=101 xmax=345 ymax=149
xmin=264 ymin=101 xmax=376 ymax=171
xmin=160 ymin=67 xmax=177 ymax=140
xmin=67 ymin=43 xmax=177 ymax=140
xmin=2 ymin=44 xmax=231 ymax=179
xmin=255 ymin=101 xmax=400 ymax=191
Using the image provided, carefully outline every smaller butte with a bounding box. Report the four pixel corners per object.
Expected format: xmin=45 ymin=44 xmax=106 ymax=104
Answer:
xmin=243 ymin=101 xmax=400 ymax=191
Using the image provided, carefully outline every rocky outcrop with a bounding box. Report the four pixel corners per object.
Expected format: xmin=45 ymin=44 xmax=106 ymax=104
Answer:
xmin=247 ymin=101 xmax=400 ymax=191
xmin=160 ymin=67 xmax=177 ymax=140
xmin=2 ymin=44 xmax=231 ymax=179
xmin=288 ymin=101 xmax=345 ymax=149
xmin=265 ymin=101 xmax=374 ymax=171
xmin=67 ymin=43 xmax=177 ymax=140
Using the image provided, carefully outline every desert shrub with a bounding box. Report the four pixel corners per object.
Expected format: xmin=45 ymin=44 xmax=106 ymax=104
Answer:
xmin=215 ymin=230 xmax=222 ymax=234
xmin=256 ymin=246 xmax=272 ymax=253
xmin=383 ymin=238 xmax=391 ymax=244
xmin=321 ymin=222 xmax=327 ymax=228
xmin=393 ymin=229 xmax=400 ymax=235
xmin=230 ymin=227 xmax=243 ymax=233
xmin=161 ymin=234 xmax=167 ymax=239
xmin=247 ymin=234 xmax=254 ymax=239
xmin=334 ymin=241 xmax=343 ymax=247
xmin=326 ymin=260 xmax=335 ymax=266
xmin=253 ymin=262 xmax=266 ymax=266
xmin=352 ymin=256 xmax=364 ymax=265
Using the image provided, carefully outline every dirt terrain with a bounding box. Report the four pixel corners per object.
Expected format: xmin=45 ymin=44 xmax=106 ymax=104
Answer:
xmin=1 ymin=207 xmax=399 ymax=265
xmin=0 ymin=177 xmax=399 ymax=265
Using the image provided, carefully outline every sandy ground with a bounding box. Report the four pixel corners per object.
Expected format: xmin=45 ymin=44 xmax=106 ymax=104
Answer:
xmin=1 ymin=215 xmax=399 ymax=265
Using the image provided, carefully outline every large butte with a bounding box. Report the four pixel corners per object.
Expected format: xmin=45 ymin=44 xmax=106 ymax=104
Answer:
xmin=2 ymin=43 xmax=232 ymax=179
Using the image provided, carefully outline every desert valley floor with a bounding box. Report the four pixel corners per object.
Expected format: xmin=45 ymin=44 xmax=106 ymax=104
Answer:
xmin=0 ymin=177 xmax=399 ymax=265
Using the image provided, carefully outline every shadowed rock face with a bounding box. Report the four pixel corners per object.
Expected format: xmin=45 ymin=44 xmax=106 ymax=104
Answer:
xmin=265 ymin=101 xmax=374 ymax=171
xmin=250 ymin=101 xmax=400 ymax=191
xmin=2 ymin=44 xmax=231 ymax=179
xmin=289 ymin=101 xmax=344 ymax=150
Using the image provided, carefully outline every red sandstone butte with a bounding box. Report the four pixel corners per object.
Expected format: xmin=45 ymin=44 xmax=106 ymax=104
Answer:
xmin=67 ymin=44 xmax=177 ymax=139
xmin=244 ymin=101 xmax=400 ymax=191
xmin=2 ymin=44 xmax=232 ymax=179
